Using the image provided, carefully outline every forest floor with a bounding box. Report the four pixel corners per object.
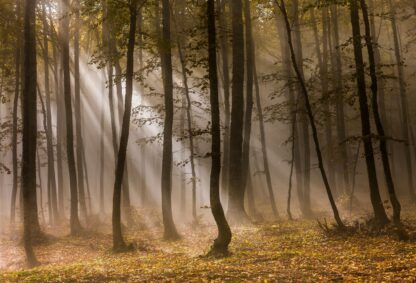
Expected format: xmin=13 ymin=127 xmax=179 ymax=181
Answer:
xmin=2 ymin=207 xmax=416 ymax=282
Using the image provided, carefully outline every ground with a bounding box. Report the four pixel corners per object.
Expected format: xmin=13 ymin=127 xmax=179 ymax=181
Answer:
xmin=2 ymin=209 xmax=416 ymax=282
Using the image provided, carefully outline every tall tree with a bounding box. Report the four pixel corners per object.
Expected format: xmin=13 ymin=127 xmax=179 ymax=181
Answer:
xmin=217 ymin=0 xmax=231 ymax=199
xmin=207 ymin=0 xmax=232 ymax=255
xmin=160 ymin=0 xmax=180 ymax=239
xmin=349 ymin=0 xmax=388 ymax=226
xmin=112 ymin=0 xmax=138 ymax=251
xmin=227 ymin=0 xmax=248 ymax=223
xmin=10 ymin=0 xmax=21 ymax=225
xmin=22 ymin=0 xmax=39 ymax=266
xmin=360 ymin=0 xmax=401 ymax=223
xmin=74 ymin=0 xmax=88 ymax=221
xmin=62 ymin=0 xmax=83 ymax=234
xmin=41 ymin=0 xmax=59 ymax=225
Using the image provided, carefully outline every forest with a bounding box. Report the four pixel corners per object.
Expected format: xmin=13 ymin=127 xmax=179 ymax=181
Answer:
xmin=1 ymin=0 xmax=416 ymax=281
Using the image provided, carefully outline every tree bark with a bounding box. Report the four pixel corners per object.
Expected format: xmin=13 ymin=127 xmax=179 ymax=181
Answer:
xmin=208 ymin=0 xmax=232 ymax=254
xmin=160 ymin=0 xmax=180 ymax=239
xmin=227 ymin=0 xmax=248 ymax=223
xmin=360 ymin=0 xmax=401 ymax=224
xmin=62 ymin=0 xmax=83 ymax=234
xmin=349 ymin=0 xmax=389 ymax=226
xmin=112 ymin=0 xmax=138 ymax=251
xmin=22 ymin=0 xmax=39 ymax=266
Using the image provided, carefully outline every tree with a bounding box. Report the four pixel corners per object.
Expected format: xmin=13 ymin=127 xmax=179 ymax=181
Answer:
xmin=21 ymin=0 xmax=39 ymax=266
xmin=227 ymin=0 xmax=248 ymax=223
xmin=360 ymin=0 xmax=401 ymax=224
xmin=349 ymin=0 xmax=388 ymax=226
xmin=160 ymin=0 xmax=180 ymax=239
xmin=62 ymin=0 xmax=83 ymax=234
xmin=112 ymin=0 xmax=138 ymax=251
xmin=207 ymin=0 xmax=232 ymax=255
xmin=74 ymin=0 xmax=88 ymax=221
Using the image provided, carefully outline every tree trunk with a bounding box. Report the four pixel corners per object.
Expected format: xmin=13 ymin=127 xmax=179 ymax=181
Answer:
xmin=62 ymin=0 xmax=82 ymax=234
xmin=74 ymin=0 xmax=88 ymax=222
xmin=41 ymin=2 xmax=59 ymax=225
xmin=291 ymin=0 xmax=311 ymax=215
xmin=349 ymin=0 xmax=389 ymax=226
xmin=112 ymin=0 xmax=138 ymax=251
xmin=207 ymin=0 xmax=232 ymax=254
xmin=217 ymin=0 xmax=231 ymax=199
xmin=160 ymin=0 xmax=180 ymax=239
xmin=360 ymin=0 xmax=401 ymax=224
xmin=11 ymin=0 xmax=21 ymax=225
xmin=227 ymin=0 xmax=248 ymax=223
xmin=22 ymin=0 xmax=39 ymax=266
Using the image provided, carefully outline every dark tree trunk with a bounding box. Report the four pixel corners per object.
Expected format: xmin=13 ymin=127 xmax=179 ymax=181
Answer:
xmin=207 ymin=0 xmax=232 ymax=254
xmin=112 ymin=0 xmax=138 ymax=251
xmin=62 ymin=0 xmax=83 ymax=234
xmin=360 ymin=0 xmax=401 ymax=224
xmin=115 ymin=59 xmax=132 ymax=223
xmin=160 ymin=0 xmax=180 ymax=239
xmin=22 ymin=0 xmax=39 ymax=266
xmin=241 ymin=0 xmax=255 ymax=218
xmin=278 ymin=0 xmax=344 ymax=228
xmin=227 ymin=0 xmax=248 ymax=223
xmin=349 ymin=0 xmax=389 ymax=226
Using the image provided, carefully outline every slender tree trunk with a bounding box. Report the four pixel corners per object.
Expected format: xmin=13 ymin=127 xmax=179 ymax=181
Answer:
xmin=175 ymin=29 xmax=198 ymax=223
xmin=112 ymin=0 xmax=138 ymax=251
xmin=99 ymin=71 xmax=105 ymax=214
xmin=349 ymin=0 xmax=389 ymax=226
xmin=41 ymin=2 xmax=59 ymax=225
xmin=74 ymin=0 xmax=88 ymax=222
xmin=22 ymin=0 xmax=39 ymax=266
xmin=161 ymin=0 xmax=180 ymax=239
xmin=227 ymin=0 xmax=248 ymax=223
xmin=360 ymin=0 xmax=401 ymax=224
xmin=275 ymin=6 xmax=303 ymax=215
xmin=62 ymin=0 xmax=82 ymax=234
xmin=241 ymin=0 xmax=255 ymax=219
xmin=217 ymin=0 xmax=231 ymax=198
xmin=52 ymin=27 xmax=64 ymax=214
xmin=208 ymin=0 xmax=232 ymax=254
xmin=388 ymin=0 xmax=415 ymax=199
xmin=291 ymin=0 xmax=311 ymax=214
xmin=11 ymin=0 xmax=21 ymax=225
xmin=114 ymin=59 xmax=132 ymax=223
xmin=277 ymin=0 xmax=344 ymax=228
